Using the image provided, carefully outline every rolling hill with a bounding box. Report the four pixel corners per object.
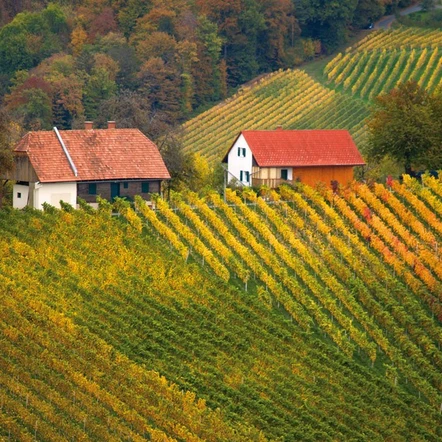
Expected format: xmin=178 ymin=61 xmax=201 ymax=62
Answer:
xmin=1 ymin=174 xmax=442 ymax=440
xmin=182 ymin=26 xmax=442 ymax=165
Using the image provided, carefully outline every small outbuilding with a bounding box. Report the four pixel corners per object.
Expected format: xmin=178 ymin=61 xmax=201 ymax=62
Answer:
xmin=223 ymin=127 xmax=365 ymax=188
xmin=5 ymin=121 xmax=170 ymax=209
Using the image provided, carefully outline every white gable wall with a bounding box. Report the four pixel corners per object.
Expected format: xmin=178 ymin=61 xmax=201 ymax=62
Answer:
xmin=19 ymin=182 xmax=77 ymax=210
xmin=227 ymin=134 xmax=253 ymax=186
xmin=13 ymin=184 xmax=30 ymax=209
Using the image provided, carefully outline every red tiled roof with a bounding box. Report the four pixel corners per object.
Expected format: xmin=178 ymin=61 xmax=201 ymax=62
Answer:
xmin=14 ymin=128 xmax=170 ymax=182
xmin=235 ymin=129 xmax=365 ymax=167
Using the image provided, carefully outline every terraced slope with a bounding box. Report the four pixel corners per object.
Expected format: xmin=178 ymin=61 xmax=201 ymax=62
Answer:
xmin=0 ymin=210 xmax=265 ymax=441
xmin=325 ymin=26 xmax=442 ymax=99
xmin=131 ymin=176 xmax=442 ymax=410
xmin=2 ymin=175 xmax=442 ymax=440
xmin=182 ymin=26 xmax=442 ymax=165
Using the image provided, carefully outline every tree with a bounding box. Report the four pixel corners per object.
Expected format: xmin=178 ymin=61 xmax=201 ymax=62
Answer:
xmin=97 ymin=33 xmax=140 ymax=90
xmin=114 ymin=0 xmax=150 ymax=37
xmin=0 ymin=4 xmax=68 ymax=77
xmin=137 ymin=57 xmax=181 ymax=127
xmin=83 ymin=57 xmax=117 ymax=120
xmin=35 ymin=54 xmax=85 ymax=128
xmin=95 ymin=89 xmax=161 ymax=135
xmin=71 ymin=25 xmax=88 ymax=56
xmin=294 ymin=0 xmax=358 ymax=53
xmin=352 ymin=0 xmax=384 ymax=29
xmin=5 ymin=75 xmax=53 ymax=130
xmin=156 ymin=129 xmax=192 ymax=190
xmin=367 ymin=81 xmax=442 ymax=174
xmin=193 ymin=15 xmax=224 ymax=103
xmin=256 ymin=0 xmax=296 ymax=70
xmin=0 ymin=108 xmax=14 ymax=208
xmin=175 ymin=40 xmax=198 ymax=115
xmin=421 ymin=0 xmax=436 ymax=13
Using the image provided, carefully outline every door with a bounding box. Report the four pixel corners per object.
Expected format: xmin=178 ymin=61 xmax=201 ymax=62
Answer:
xmin=111 ymin=182 xmax=120 ymax=200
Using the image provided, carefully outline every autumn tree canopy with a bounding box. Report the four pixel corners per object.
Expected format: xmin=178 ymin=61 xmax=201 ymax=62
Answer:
xmin=367 ymin=81 xmax=442 ymax=174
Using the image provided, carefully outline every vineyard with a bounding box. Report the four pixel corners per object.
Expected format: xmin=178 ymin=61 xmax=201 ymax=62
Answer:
xmin=182 ymin=70 xmax=369 ymax=165
xmin=325 ymin=26 xmax=442 ymax=100
xmin=182 ymin=26 xmax=442 ymax=166
xmin=2 ymin=174 xmax=442 ymax=440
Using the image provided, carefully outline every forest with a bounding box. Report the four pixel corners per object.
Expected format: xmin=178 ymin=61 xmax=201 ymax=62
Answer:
xmin=0 ymin=0 xmax=418 ymax=140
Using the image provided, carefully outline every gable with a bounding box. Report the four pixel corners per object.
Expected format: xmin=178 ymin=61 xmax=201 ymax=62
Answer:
xmin=5 ymin=153 xmax=39 ymax=182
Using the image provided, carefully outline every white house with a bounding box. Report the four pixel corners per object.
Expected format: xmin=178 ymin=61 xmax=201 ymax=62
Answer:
xmin=4 ymin=121 xmax=170 ymax=209
xmin=223 ymin=127 xmax=365 ymax=188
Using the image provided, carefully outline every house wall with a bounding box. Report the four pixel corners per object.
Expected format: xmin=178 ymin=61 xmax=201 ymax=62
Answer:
xmin=78 ymin=180 xmax=161 ymax=203
xmin=12 ymin=184 xmax=30 ymax=209
xmin=293 ymin=166 xmax=354 ymax=188
xmin=253 ymin=167 xmax=293 ymax=181
xmin=252 ymin=166 xmax=355 ymax=188
xmin=34 ymin=182 xmax=77 ymax=209
xmin=227 ymin=134 xmax=253 ymax=185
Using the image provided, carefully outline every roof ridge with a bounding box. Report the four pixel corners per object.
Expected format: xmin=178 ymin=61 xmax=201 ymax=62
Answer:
xmin=53 ymin=127 xmax=77 ymax=177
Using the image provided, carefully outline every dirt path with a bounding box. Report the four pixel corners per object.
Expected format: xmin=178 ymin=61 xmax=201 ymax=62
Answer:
xmin=374 ymin=2 xmax=441 ymax=29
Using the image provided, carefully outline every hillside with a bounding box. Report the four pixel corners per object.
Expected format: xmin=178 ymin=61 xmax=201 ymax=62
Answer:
xmin=2 ymin=175 xmax=442 ymax=440
xmin=182 ymin=26 xmax=442 ymax=165
xmin=0 ymin=0 xmax=388 ymax=138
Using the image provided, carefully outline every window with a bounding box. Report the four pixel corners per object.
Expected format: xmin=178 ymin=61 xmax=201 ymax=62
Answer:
xmin=123 ymin=182 xmax=129 ymax=189
xmin=17 ymin=192 xmax=21 ymax=199
xmin=141 ymin=182 xmax=150 ymax=193
xmin=281 ymin=169 xmax=288 ymax=180
xmin=88 ymin=183 xmax=97 ymax=195
xmin=240 ymin=171 xmax=250 ymax=183
xmin=237 ymin=147 xmax=246 ymax=157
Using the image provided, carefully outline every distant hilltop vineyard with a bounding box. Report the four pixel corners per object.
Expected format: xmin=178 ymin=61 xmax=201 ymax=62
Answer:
xmin=182 ymin=26 xmax=442 ymax=165
xmin=325 ymin=26 xmax=442 ymax=100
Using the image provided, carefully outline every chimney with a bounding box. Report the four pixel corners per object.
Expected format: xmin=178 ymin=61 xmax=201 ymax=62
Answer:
xmin=276 ymin=125 xmax=283 ymax=131
xmin=85 ymin=121 xmax=93 ymax=130
xmin=107 ymin=121 xmax=116 ymax=129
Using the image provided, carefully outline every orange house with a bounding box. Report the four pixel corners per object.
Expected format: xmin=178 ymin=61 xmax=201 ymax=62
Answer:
xmin=223 ymin=128 xmax=365 ymax=188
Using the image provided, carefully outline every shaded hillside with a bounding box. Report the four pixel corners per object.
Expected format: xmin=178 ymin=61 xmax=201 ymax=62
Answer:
xmin=182 ymin=26 xmax=442 ymax=165
xmin=1 ymin=174 xmax=442 ymax=440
